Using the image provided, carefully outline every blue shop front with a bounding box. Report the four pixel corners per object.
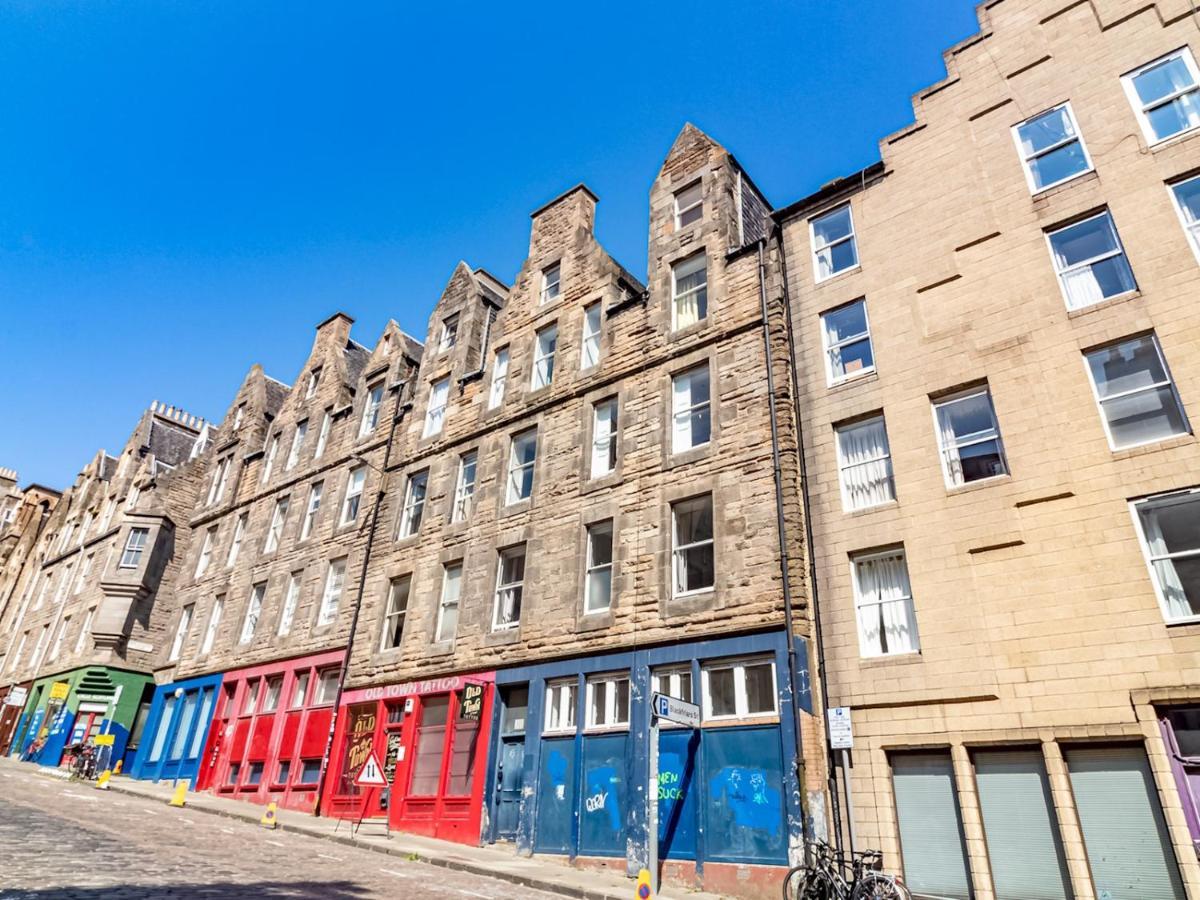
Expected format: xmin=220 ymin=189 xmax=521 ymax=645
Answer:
xmin=127 ymin=672 xmax=223 ymax=787
xmin=484 ymin=630 xmax=810 ymax=897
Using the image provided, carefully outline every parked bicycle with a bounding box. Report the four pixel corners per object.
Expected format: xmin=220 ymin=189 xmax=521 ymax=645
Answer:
xmin=67 ymin=742 xmax=97 ymax=782
xmin=782 ymin=839 xmax=911 ymax=900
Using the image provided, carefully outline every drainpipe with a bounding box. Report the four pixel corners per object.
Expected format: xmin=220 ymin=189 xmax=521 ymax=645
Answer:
xmin=773 ymin=225 xmax=842 ymax=851
xmin=754 ymin=239 xmax=810 ymax=842
xmin=312 ymin=381 xmax=405 ymax=816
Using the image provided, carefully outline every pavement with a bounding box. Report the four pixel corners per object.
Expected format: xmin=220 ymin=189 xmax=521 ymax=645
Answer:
xmin=0 ymin=755 xmax=728 ymax=900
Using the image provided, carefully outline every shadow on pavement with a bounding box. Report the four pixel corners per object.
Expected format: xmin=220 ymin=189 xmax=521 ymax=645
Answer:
xmin=0 ymin=881 xmax=372 ymax=899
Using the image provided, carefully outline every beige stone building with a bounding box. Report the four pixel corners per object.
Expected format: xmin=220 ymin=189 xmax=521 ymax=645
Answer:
xmin=775 ymin=1 xmax=1200 ymax=898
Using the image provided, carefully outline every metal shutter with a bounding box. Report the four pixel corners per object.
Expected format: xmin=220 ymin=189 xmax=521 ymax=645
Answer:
xmin=974 ymin=749 xmax=1072 ymax=900
xmin=891 ymin=752 xmax=972 ymax=899
xmin=1066 ymin=746 xmax=1184 ymax=900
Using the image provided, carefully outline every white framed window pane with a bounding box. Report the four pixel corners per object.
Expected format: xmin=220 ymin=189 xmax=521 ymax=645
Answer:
xmin=169 ymin=605 xmax=193 ymax=662
xmin=532 ymin=325 xmax=557 ymax=390
xmin=1135 ymin=492 xmax=1200 ymax=621
xmin=675 ymin=180 xmax=703 ymax=228
xmin=506 ymin=431 xmax=537 ymax=504
xmin=301 ymin=482 xmax=323 ymax=539
xmin=286 ymin=420 xmax=307 ymax=469
xmin=382 ymin=576 xmax=411 ymax=650
xmin=493 ymin=546 xmax=525 ymax=630
xmin=822 ymin=299 xmax=874 ymax=382
xmin=435 ymin=564 xmax=461 ymax=643
xmin=226 ymin=515 xmax=246 ymax=567
xmin=581 ymin=303 xmax=602 ymax=369
xmin=488 ymin=349 xmax=509 ymax=409
xmin=544 ymin=680 xmax=576 ymax=733
xmin=359 ymin=383 xmax=384 ymax=436
xmin=201 ymin=598 xmax=224 ymax=655
xmin=934 ymin=389 xmax=1008 ymax=487
xmin=1015 ymin=104 xmax=1091 ymax=191
xmin=853 ymin=550 xmax=920 ymax=657
xmin=812 ymin=205 xmax=858 ymax=280
xmin=1048 ymin=212 xmax=1136 ymax=310
xmin=672 ymin=365 xmax=711 ymax=453
xmin=672 ymin=495 xmax=714 ymax=595
xmin=318 ymin=559 xmax=347 ymax=626
xmin=585 ymin=521 xmax=614 ymax=614
xmin=540 ymin=263 xmax=561 ymax=304
xmin=423 ymin=378 xmax=449 ymax=437
xmin=672 ymin=252 xmax=708 ymax=329
xmin=1086 ymin=335 xmax=1189 ymax=449
xmin=652 ymin=668 xmax=693 ymax=705
xmin=278 ymin=574 xmax=300 ymax=636
xmin=399 ymin=472 xmax=428 ymax=537
xmin=1171 ymin=176 xmax=1200 ymax=259
xmin=341 ymin=467 xmax=365 ymax=523
xmin=240 ymin=583 xmax=265 ymax=644
xmin=452 ymin=452 xmax=477 ymax=523
xmin=836 ymin=416 xmax=895 ymax=510
xmin=590 ymin=399 xmax=618 ymax=477
xmin=314 ymin=412 xmax=331 ymax=459
xmin=1127 ymin=50 xmax=1200 ymax=142
xmin=705 ymin=667 xmax=736 ymax=718
xmin=439 ymin=315 xmax=458 ymax=352
xmin=743 ymin=662 xmax=776 ymax=714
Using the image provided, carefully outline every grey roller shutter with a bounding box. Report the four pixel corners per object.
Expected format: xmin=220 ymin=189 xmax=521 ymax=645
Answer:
xmin=891 ymin=752 xmax=972 ymax=899
xmin=974 ymin=749 xmax=1072 ymax=900
xmin=1066 ymin=746 xmax=1184 ymax=900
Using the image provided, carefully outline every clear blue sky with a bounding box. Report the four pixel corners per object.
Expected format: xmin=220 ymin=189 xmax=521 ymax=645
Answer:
xmin=0 ymin=1 xmax=980 ymax=490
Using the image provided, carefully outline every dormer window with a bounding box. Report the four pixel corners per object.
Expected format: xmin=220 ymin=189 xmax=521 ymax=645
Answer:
xmin=285 ymin=419 xmax=307 ymax=470
xmin=260 ymin=433 xmax=279 ymax=483
xmin=306 ymin=368 xmax=322 ymax=399
xmin=359 ymin=382 xmax=384 ymax=437
xmin=674 ymin=180 xmax=703 ymax=229
xmin=232 ymin=403 xmax=245 ymax=431
xmin=671 ymin=252 xmax=708 ymax=330
xmin=438 ymin=315 xmax=459 ymax=353
xmin=540 ymin=263 xmax=561 ymax=305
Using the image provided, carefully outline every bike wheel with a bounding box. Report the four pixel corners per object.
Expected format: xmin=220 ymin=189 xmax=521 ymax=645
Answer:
xmin=782 ymin=865 xmax=807 ymax=900
xmin=850 ymin=873 xmax=912 ymax=900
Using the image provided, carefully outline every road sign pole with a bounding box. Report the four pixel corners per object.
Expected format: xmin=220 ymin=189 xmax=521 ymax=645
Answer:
xmin=648 ymin=714 xmax=659 ymax=896
xmin=841 ymin=749 xmax=856 ymax=856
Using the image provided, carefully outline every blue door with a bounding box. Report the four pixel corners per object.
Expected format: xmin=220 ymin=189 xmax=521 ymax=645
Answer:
xmin=496 ymin=738 xmax=524 ymax=839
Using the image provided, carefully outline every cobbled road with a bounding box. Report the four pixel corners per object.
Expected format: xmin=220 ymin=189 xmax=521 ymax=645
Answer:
xmin=0 ymin=768 xmax=566 ymax=899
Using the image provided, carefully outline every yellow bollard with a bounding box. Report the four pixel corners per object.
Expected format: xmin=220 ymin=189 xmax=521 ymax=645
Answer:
xmin=260 ymin=801 xmax=278 ymax=829
xmin=113 ymin=759 xmax=123 ymax=775
xmin=94 ymin=769 xmax=111 ymax=790
xmin=168 ymin=781 xmax=188 ymax=807
xmin=636 ymin=868 xmax=654 ymax=900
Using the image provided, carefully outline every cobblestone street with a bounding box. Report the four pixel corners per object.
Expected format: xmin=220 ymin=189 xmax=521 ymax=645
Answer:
xmin=0 ymin=768 xmax=567 ymax=899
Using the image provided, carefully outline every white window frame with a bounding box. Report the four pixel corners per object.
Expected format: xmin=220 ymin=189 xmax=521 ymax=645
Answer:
xmin=488 ymin=348 xmax=509 ymax=410
xmin=506 ymin=430 xmax=537 ymax=505
xmin=73 ymin=609 xmax=94 ymax=656
xmin=590 ymin=398 xmax=618 ymax=478
xmin=651 ymin=666 xmax=694 ymax=706
xmin=670 ymin=251 xmax=708 ymax=330
xmin=1045 ymin=210 xmax=1137 ymax=310
xmin=584 ymin=673 xmax=630 ymax=730
xmin=285 ymin=419 xmax=308 ymax=470
xmin=277 ymin=573 xmax=301 ymax=636
xmin=931 ymin=386 xmax=1009 ymax=489
xmin=1011 ymin=101 xmax=1094 ymax=194
xmin=701 ymin=656 xmax=778 ymax=721
xmin=835 ymin=415 xmax=895 ymax=511
xmin=381 ymin=575 xmax=412 ymax=650
xmin=492 ymin=545 xmax=525 ymax=631
xmin=671 ymin=364 xmax=711 ymax=454
xmin=207 ymin=457 xmax=231 ymax=506
xmin=851 ymin=548 xmax=921 ymax=658
xmin=260 ymin=433 xmax=279 ymax=483
xmin=451 ymin=451 xmax=477 ymax=523
xmin=263 ymin=497 xmax=289 ymax=552
xmin=359 ymin=382 xmax=384 ymax=438
xmin=340 ymin=466 xmax=366 ymax=525
xmin=1083 ymin=333 xmax=1190 ymax=451
xmin=317 ymin=558 xmax=347 ymax=627
xmin=397 ymin=471 xmax=428 ymax=538
xmin=674 ymin=179 xmax=703 ymax=229
xmin=1130 ymin=489 xmax=1200 ymax=624
xmin=540 ymin=262 xmax=561 ymax=305
xmin=75 ymin=553 xmax=93 ymax=595
xmin=810 ymin=203 xmax=859 ymax=283
xmin=119 ymin=528 xmax=149 ymax=569
xmin=306 ymin=367 xmax=321 ymax=399
xmin=201 ymin=596 xmax=224 ymax=656
xmin=1169 ymin=174 xmax=1200 ymax=265
xmin=1121 ymin=47 xmax=1200 ymax=146
xmin=49 ymin=616 xmax=69 ymax=661
xmin=314 ymin=410 xmax=332 ymax=459
xmin=820 ymin=298 xmax=875 ymax=386
xmin=543 ymin=678 xmax=577 ymax=734
xmin=434 ymin=563 xmax=461 ymax=644
xmin=423 ymin=378 xmax=450 ymax=438
xmin=584 ymin=519 xmax=614 ymax=614
xmin=226 ymin=514 xmax=247 ymax=568
xmin=301 ymin=481 xmax=323 ymax=540
xmin=195 ymin=527 xmax=217 ymax=578
xmin=438 ymin=314 xmax=459 ymax=353
xmin=531 ymin=324 xmax=557 ymax=391
xmin=239 ymin=582 xmax=265 ymax=645
xmin=672 ymin=494 xmax=715 ymax=598
xmin=581 ymin=302 xmax=602 ymax=370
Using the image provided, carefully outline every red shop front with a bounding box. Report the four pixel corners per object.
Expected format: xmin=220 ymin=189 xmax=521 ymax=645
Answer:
xmin=195 ymin=649 xmax=345 ymax=813
xmin=322 ymin=672 xmax=495 ymax=845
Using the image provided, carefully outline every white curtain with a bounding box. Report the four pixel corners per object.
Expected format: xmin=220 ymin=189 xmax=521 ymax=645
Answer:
xmin=824 ymin=314 xmax=844 ymax=377
xmin=839 ymin=420 xmax=894 ymax=508
xmin=857 ymin=554 xmax=918 ymax=655
xmin=672 ymin=374 xmax=692 ymax=449
xmin=675 ymin=292 xmax=701 ymax=329
xmin=1141 ymin=509 xmax=1193 ymax=619
xmin=1060 ymin=265 xmax=1104 ymax=310
xmin=936 ymin=406 xmax=965 ymax=486
xmin=673 ymin=255 xmax=707 ymax=327
xmin=591 ymin=403 xmax=614 ymax=475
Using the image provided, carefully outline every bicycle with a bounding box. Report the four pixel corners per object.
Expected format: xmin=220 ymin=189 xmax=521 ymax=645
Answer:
xmin=782 ymin=839 xmax=911 ymax=900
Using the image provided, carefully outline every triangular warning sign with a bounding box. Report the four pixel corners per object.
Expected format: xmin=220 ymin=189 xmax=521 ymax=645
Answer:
xmin=354 ymin=751 xmax=387 ymax=786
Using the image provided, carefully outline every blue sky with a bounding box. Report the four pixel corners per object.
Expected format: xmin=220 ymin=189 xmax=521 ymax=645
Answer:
xmin=0 ymin=1 xmax=980 ymax=489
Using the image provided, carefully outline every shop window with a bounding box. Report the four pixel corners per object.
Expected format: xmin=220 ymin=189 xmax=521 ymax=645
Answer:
xmin=275 ymin=760 xmax=291 ymax=786
xmin=298 ymin=759 xmax=321 ymax=785
xmin=585 ymin=674 xmax=630 ymax=729
xmin=245 ymin=762 xmax=264 ymax=786
xmin=188 ymin=690 xmax=214 ymax=759
xmin=290 ymin=672 xmax=310 ymax=708
xmin=314 ymin=668 xmax=340 ymax=705
xmin=411 ymin=696 xmax=450 ymax=796
xmin=701 ymin=656 xmax=776 ymax=721
xmin=651 ymin=667 xmax=693 ymax=705
xmin=149 ymin=695 xmax=176 ymax=762
xmin=242 ymin=680 xmax=260 ymax=716
xmin=226 ymin=762 xmax=241 ymax=786
xmin=501 ymin=686 xmax=528 ymax=734
xmin=261 ymin=676 xmax=283 ymax=713
xmin=890 ymin=751 xmax=972 ymax=899
xmin=340 ymin=703 xmax=379 ymax=796
xmin=386 ymin=702 xmax=404 ymax=726
xmin=544 ymin=679 xmax=577 ymax=734
xmin=168 ymin=693 xmax=199 ymax=761
xmin=448 ymin=694 xmax=481 ymax=795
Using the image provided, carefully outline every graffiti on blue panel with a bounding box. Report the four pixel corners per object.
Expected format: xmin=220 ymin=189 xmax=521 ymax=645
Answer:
xmin=534 ymin=740 xmax=575 ymax=854
xmin=579 ymin=734 xmax=627 ymax=856
xmin=708 ymin=767 xmax=782 ymax=837
xmin=584 ymin=765 xmax=620 ymax=830
xmin=703 ymin=727 xmax=787 ymax=865
xmin=657 ymin=730 xmax=699 ymax=860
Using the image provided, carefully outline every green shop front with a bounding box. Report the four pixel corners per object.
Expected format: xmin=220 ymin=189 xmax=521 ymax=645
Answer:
xmin=9 ymin=666 xmax=155 ymax=772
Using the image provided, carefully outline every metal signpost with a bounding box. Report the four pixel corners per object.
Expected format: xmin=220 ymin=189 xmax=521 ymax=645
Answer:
xmin=827 ymin=706 xmax=856 ymax=854
xmin=346 ymin=750 xmax=389 ymax=838
xmin=649 ymin=693 xmax=701 ymax=895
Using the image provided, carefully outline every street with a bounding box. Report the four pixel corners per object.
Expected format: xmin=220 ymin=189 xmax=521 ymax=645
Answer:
xmin=0 ymin=767 xmax=567 ymax=899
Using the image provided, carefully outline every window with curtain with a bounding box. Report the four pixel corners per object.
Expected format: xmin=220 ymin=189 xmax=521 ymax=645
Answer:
xmin=423 ymin=378 xmax=450 ymax=437
xmin=852 ymin=548 xmax=919 ymax=656
xmin=506 ymin=430 xmax=537 ymax=504
xmin=1170 ymin=175 xmax=1200 ymax=262
xmin=488 ymin=348 xmax=509 ymax=409
xmin=1047 ymin=211 xmax=1137 ymax=310
xmin=671 ymin=364 xmax=711 ymax=453
xmin=1012 ymin=102 xmax=1093 ymax=192
xmin=451 ymin=451 xmax=477 ymax=523
xmin=1134 ymin=490 xmax=1200 ymax=622
xmin=811 ymin=203 xmax=858 ymax=281
xmin=1122 ymin=48 xmax=1200 ymax=144
xmin=493 ymin=545 xmax=526 ymax=631
xmin=835 ymin=415 xmax=894 ymax=510
xmin=671 ymin=252 xmax=708 ymax=329
xmin=933 ymin=387 xmax=1008 ymax=488
xmin=397 ymin=471 xmax=428 ymax=538
xmin=436 ymin=564 xmax=461 ymax=643
xmin=820 ymin=298 xmax=874 ymax=384
xmin=590 ymin=398 xmax=618 ymax=478
xmin=1084 ymin=334 xmax=1189 ymax=449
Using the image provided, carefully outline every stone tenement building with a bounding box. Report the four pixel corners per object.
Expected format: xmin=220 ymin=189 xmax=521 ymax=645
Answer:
xmin=776 ymin=1 xmax=1200 ymax=899
xmin=0 ymin=403 xmax=205 ymax=764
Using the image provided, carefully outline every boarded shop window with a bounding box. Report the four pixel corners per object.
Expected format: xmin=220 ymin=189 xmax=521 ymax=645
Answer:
xmin=1066 ymin=745 xmax=1184 ymax=900
xmin=447 ymin=694 xmax=480 ymax=795
xmin=410 ymin=696 xmax=449 ymax=796
xmin=703 ymin=725 xmax=786 ymax=864
xmin=535 ymin=737 xmax=576 ymax=854
xmin=890 ymin=752 xmax=971 ymax=900
xmin=579 ymin=732 xmax=629 ymax=857
xmin=973 ymin=749 xmax=1071 ymax=900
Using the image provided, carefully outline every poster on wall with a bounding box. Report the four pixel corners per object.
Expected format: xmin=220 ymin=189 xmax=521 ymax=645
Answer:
xmin=384 ymin=732 xmax=401 ymax=784
xmin=460 ymin=684 xmax=484 ymax=721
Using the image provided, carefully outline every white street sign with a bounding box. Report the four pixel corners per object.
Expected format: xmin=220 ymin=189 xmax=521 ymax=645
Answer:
xmin=828 ymin=706 xmax=853 ymax=749
xmin=653 ymin=692 xmax=700 ymax=728
xmin=355 ymin=751 xmax=387 ymax=786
